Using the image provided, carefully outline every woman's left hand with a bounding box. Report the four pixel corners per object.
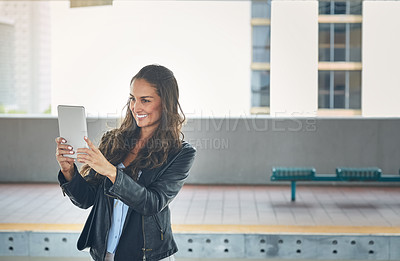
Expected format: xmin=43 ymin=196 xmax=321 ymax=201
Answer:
xmin=77 ymin=136 xmax=117 ymax=183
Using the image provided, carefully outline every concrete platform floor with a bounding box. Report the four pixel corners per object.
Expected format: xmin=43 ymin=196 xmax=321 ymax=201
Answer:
xmin=0 ymin=183 xmax=399 ymax=234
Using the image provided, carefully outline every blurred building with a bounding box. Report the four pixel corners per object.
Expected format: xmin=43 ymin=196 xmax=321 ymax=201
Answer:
xmin=49 ymin=0 xmax=399 ymax=118
xmin=0 ymin=17 xmax=14 ymax=110
xmin=251 ymin=0 xmax=400 ymax=117
xmin=0 ymin=0 xmax=398 ymax=117
xmin=0 ymin=1 xmax=51 ymax=114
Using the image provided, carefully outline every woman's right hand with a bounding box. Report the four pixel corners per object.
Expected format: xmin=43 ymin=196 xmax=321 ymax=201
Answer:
xmin=55 ymin=137 xmax=75 ymax=181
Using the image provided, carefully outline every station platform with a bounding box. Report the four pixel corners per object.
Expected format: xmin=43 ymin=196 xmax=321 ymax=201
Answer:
xmin=1 ymin=183 xmax=400 ymax=260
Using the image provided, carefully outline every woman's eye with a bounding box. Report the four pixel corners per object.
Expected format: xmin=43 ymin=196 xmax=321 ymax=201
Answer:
xmin=142 ymin=99 xmax=150 ymax=103
xmin=129 ymin=97 xmax=135 ymax=102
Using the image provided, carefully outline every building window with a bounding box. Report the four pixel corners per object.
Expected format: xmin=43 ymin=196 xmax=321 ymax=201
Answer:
xmin=252 ymin=25 xmax=270 ymax=63
xmin=318 ymin=0 xmax=362 ymax=112
xmin=251 ymin=0 xmax=271 ymax=113
xmin=319 ymin=0 xmax=362 ymax=15
xmin=318 ymin=70 xmax=361 ymax=109
xmin=252 ymin=70 xmax=270 ymax=107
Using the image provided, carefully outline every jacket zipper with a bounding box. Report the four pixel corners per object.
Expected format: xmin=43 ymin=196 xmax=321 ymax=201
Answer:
xmin=142 ymin=215 xmax=146 ymax=260
xmin=153 ymin=215 xmax=164 ymax=241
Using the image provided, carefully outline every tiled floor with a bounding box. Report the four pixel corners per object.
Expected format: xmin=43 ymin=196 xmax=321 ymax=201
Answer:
xmin=170 ymin=185 xmax=400 ymax=227
xmin=0 ymin=183 xmax=399 ymax=229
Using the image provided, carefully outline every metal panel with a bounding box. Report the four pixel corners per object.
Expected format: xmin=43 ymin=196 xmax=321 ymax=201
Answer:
xmin=175 ymin=234 xmax=245 ymax=259
xmin=245 ymin=234 xmax=280 ymax=258
xmin=316 ymin=236 xmax=389 ymax=260
xmin=270 ymin=234 xmax=319 ymax=259
xmin=0 ymin=232 xmax=29 ymax=256
xmin=29 ymin=232 xmax=87 ymax=257
xmin=389 ymin=236 xmax=400 ymax=260
xmin=1 ymin=231 xmax=399 ymax=259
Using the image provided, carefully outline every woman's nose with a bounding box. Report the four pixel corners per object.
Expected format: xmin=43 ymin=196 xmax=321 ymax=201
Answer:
xmin=133 ymin=101 xmax=142 ymax=112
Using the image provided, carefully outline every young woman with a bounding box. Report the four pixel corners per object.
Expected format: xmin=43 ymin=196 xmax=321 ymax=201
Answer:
xmin=55 ymin=64 xmax=196 ymax=261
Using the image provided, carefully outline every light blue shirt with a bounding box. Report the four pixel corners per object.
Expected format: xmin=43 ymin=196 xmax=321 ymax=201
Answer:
xmin=106 ymin=163 xmax=141 ymax=254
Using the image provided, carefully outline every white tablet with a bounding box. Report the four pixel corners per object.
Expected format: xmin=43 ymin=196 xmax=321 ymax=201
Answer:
xmin=57 ymin=105 xmax=88 ymax=158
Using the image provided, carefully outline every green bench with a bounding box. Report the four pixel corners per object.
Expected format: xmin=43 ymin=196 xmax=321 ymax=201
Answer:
xmin=271 ymin=167 xmax=400 ymax=201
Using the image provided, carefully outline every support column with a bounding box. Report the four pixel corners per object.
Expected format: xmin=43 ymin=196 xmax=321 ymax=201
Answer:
xmin=362 ymin=1 xmax=400 ymax=117
xmin=270 ymin=0 xmax=318 ymax=117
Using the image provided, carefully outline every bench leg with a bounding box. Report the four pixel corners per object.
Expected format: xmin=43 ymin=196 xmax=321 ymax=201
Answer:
xmin=291 ymin=181 xmax=296 ymax=202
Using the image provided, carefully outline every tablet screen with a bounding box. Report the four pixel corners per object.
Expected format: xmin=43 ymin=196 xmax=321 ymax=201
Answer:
xmin=57 ymin=105 xmax=88 ymax=159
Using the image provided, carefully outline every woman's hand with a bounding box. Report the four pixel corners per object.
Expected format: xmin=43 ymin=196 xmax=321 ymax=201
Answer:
xmin=77 ymin=136 xmax=117 ymax=183
xmin=55 ymin=137 xmax=76 ymax=181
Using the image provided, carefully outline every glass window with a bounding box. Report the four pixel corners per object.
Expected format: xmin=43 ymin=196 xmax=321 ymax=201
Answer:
xmin=334 ymin=23 xmax=346 ymax=61
xmin=318 ymin=0 xmax=362 ymax=111
xmin=252 ymin=0 xmax=271 ymax=19
xmin=318 ymin=70 xmax=361 ymax=109
xmin=318 ymin=71 xmax=331 ymax=109
xmin=252 ymin=25 xmax=270 ymax=63
xmin=349 ymin=71 xmax=361 ymax=109
xmin=334 ymin=1 xmax=346 ymax=15
xmin=251 ymin=70 xmax=270 ymax=107
xmin=349 ymin=23 xmax=361 ymax=62
xmin=251 ymin=0 xmax=271 ymax=110
xmin=319 ymin=23 xmax=331 ymax=61
xmin=333 ymin=71 xmax=345 ymax=108
xmin=319 ymin=1 xmax=331 ymax=15
xmin=319 ymin=1 xmax=362 ymax=15
xmin=319 ymin=23 xmax=361 ymax=62
xmin=350 ymin=1 xmax=362 ymax=15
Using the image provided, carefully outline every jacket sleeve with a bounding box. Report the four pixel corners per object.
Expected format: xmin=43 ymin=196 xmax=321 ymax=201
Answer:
xmin=58 ymin=165 xmax=101 ymax=209
xmin=106 ymin=144 xmax=196 ymax=216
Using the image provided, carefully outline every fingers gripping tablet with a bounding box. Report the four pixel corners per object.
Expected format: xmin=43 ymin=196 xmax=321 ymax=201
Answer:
xmin=57 ymin=105 xmax=88 ymax=159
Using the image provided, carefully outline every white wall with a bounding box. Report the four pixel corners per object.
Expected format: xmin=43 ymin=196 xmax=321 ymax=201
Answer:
xmin=270 ymin=0 xmax=318 ymax=117
xmin=50 ymin=1 xmax=251 ymax=118
xmin=362 ymin=1 xmax=400 ymax=117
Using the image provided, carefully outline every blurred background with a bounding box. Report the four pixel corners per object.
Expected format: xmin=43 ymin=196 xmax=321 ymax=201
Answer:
xmin=0 ymin=0 xmax=398 ymax=118
xmin=0 ymin=0 xmax=399 ymax=184
xmin=0 ymin=1 xmax=400 ymax=260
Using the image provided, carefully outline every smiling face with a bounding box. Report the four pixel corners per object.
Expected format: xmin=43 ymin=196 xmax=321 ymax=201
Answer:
xmin=129 ymin=78 xmax=162 ymax=135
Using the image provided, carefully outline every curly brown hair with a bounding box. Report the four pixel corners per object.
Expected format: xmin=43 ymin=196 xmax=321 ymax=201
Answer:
xmin=81 ymin=64 xmax=185 ymax=180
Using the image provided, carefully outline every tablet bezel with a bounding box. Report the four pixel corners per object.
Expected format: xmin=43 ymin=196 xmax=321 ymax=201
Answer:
xmin=57 ymin=105 xmax=88 ymax=159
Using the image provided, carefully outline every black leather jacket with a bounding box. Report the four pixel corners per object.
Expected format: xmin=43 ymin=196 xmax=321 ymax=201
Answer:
xmin=58 ymin=141 xmax=196 ymax=261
